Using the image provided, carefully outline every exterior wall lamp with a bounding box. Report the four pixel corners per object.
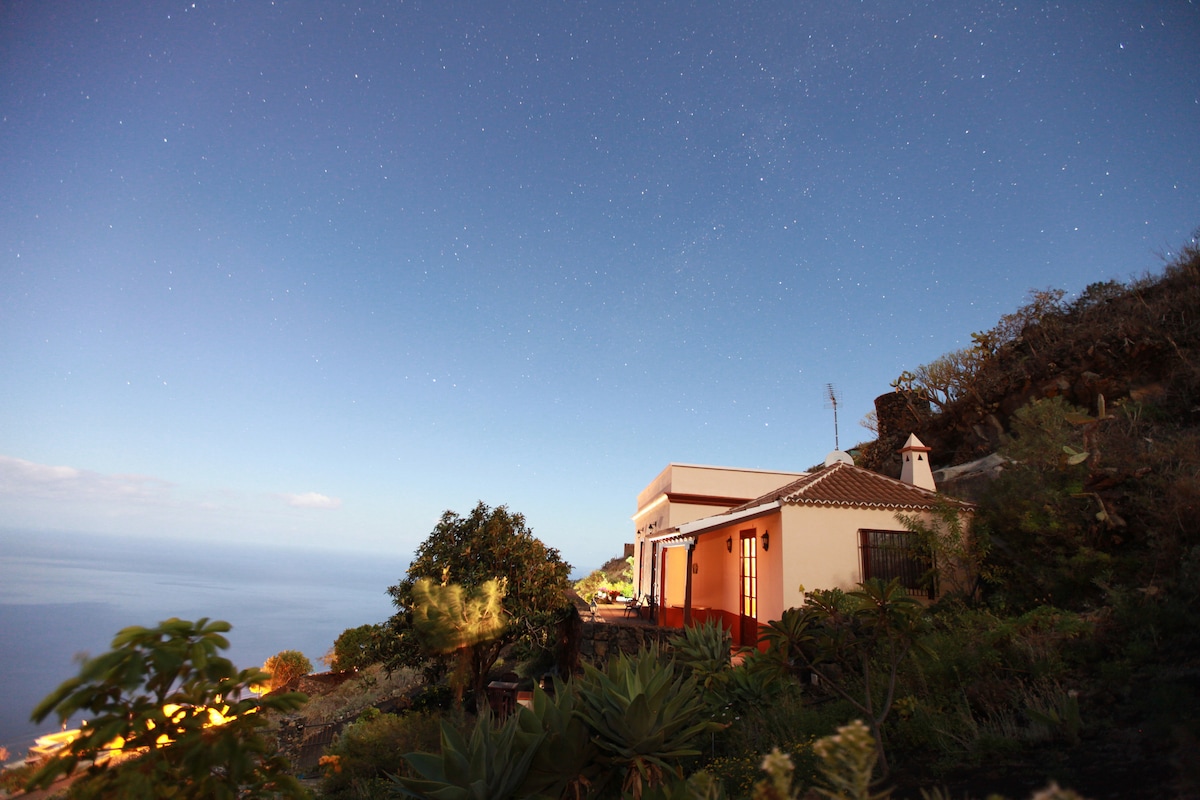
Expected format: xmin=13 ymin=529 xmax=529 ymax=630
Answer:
xmin=762 ymin=532 xmax=770 ymax=551
xmin=725 ymin=536 xmax=733 ymax=553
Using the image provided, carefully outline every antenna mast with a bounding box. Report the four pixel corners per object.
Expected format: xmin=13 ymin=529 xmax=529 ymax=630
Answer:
xmin=825 ymin=383 xmax=842 ymax=451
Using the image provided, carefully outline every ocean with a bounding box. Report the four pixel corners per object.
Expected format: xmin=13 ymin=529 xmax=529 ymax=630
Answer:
xmin=0 ymin=529 xmax=404 ymax=759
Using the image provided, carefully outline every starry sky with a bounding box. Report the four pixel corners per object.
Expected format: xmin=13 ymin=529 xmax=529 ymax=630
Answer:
xmin=2 ymin=1 xmax=1198 ymax=574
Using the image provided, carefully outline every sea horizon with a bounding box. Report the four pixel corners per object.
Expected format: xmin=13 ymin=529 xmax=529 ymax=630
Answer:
xmin=0 ymin=528 xmax=405 ymax=760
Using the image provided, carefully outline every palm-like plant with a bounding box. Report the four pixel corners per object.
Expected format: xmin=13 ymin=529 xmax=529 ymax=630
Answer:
xmin=410 ymin=577 xmax=508 ymax=706
xmin=757 ymin=580 xmax=926 ymax=778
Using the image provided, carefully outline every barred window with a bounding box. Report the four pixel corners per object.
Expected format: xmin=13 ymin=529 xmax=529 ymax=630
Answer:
xmin=859 ymin=529 xmax=934 ymax=598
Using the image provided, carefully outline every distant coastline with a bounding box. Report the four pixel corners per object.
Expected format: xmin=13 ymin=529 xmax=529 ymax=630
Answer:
xmin=0 ymin=528 xmax=402 ymax=759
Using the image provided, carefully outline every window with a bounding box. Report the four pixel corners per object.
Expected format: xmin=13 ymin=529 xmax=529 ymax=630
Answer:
xmin=859 ymin=529 xmax=934 ymax=598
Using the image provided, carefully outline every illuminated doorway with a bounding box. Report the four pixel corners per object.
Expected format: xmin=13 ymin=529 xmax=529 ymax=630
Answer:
xmin=739 ymin=530 xmax=757 ymax=647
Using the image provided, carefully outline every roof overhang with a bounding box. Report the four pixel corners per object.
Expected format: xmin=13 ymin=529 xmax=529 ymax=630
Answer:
xmin=674 ymin=500 xmax=781 ymax=538
xmin=646 ymin=528 xmax=694 ymax=548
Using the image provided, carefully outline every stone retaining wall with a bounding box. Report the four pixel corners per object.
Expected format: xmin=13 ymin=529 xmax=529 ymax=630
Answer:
xmin=578 ymin=620 xmax=676 ymax=662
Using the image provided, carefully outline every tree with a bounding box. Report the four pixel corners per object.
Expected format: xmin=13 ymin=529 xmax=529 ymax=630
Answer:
xmin=262 ymin=649 xmax=313 ymax=692
xmin=325 ymin=623 xmax=384 ymax=672
xmin=892 ymin=346 xmax=989 ymax=414
xmin=384 ymin=502 xmax=571 ymax=699
xmin=27 ymin=617 xmax=307 ymax=800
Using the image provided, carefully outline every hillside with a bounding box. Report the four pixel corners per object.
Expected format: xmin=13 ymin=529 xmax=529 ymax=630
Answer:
xmin=849 ymin=240 xmax=1200 ymax=793
xmin=864 ymin=238 xmax=1200 ymax=473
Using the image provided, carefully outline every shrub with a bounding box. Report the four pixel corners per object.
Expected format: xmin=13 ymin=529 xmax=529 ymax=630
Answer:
xmin=263 ymin=649 xmax=313 ymax=692
xmin=320 ymin=710 xmax=443 ymax=799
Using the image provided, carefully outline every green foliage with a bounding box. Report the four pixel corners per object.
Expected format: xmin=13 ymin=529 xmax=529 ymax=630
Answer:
xmin=1001 ymin=396 xmax=1087 ymax=468
xmin=392 ymin=680 xmax=599 ymax=800
xmin=395 ymin=649 xmax=720 ymax=799
xmin=974 ymin=397 xmax=1120 ymax=610
xmin=706 ymin=682 xmax=827 ymax=796
xmin=27 ymin=617 xmax=308 ymax=800
xmin=517 ymin=679 xmax=601 ymax=799
xmin=758 ymin=581 xmax=927 ymax=778
xmin=575 ymin=644 xmax=726 ymax=798
xmin=383 ymin=502 xmax=571 ymax=701
xmin=263 ymin=649 xmax=313 ymax=692
xmin=575 ymin=555 xmax=636 ymax=602
xmin=394 ymin=710 xmax=545 ymax=800
xmin=326 ymin=624 xmax=384 ymax=672
xmin=896 ymin=500 xmax=991 ymax=601
xmin=319 ymin=710 xmax=443 ymax=800
xmin=671 ymin=619 xmax=734 ymax=692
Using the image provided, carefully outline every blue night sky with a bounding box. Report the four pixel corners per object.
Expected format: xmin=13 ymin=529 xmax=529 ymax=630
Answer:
xmin=2 ymin=1 xmax=1198 ymax=573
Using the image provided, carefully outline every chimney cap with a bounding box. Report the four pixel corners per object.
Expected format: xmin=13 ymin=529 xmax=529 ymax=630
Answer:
xmin=899 ymin=433 xmax=931 ymax=453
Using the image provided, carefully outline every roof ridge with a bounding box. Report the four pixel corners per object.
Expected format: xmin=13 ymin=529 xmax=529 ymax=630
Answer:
xmin=779 ymin=460 xmax=974 ymax=510
xmin=787 ymin=460 xmax=847 ymax=497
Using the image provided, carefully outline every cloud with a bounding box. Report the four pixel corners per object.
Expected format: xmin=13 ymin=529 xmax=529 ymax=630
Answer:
xmin=282 ymin=491 xmax=343 ymax=510
xmin=0 ymin=454 xmax=174 ymax=502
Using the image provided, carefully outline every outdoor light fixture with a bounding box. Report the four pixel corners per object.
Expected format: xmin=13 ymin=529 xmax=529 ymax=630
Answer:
xmin=762 ymin=532 xmax=770 ymax=551
xmin=726 ymin=536 xmax=733 ymax=552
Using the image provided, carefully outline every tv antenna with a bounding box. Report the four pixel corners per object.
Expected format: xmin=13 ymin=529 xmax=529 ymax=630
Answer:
xmin=825 ymin=383 xmax=842 ymax=451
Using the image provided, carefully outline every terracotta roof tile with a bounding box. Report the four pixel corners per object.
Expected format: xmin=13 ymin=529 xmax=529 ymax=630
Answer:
xmin=728 ymin=461 xmax=973 ymax=513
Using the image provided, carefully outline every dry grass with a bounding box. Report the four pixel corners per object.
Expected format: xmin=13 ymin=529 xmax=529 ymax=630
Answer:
xmin=297 ymin=665 xmax=423 ymax=724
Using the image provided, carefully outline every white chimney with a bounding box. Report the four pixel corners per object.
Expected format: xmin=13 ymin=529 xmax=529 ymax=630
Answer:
xmin=899 ymin=434 xmax=935 ymax=491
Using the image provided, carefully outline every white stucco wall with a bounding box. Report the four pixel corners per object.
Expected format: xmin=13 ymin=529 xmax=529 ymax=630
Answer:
xmin=778 ymin=504 xmax=935 ymax=611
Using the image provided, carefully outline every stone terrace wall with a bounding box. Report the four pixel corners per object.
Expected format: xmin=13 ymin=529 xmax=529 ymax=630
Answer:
xmin=579 ymin=621 xmax=676 ymax=662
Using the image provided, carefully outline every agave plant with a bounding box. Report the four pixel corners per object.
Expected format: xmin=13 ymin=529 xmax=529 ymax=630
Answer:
xmin=392 ymin=682 xmax=597 ymax=800
xmin=670 ymin=619 xmax=733 ymax=691
xmin=393 ymin=710 xmax=543 ymax=800
xmin=517 ymin=681 xmax=601 ymax=800
xmin=575 ymin=644 xmax=725 ymax=799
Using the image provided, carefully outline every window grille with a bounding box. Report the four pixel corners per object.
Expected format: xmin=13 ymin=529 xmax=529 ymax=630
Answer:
xmin=859 ymin=529 xmax=934 ymax=598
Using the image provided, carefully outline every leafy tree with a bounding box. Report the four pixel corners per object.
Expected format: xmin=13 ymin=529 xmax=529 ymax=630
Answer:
xmin=325 ymin=623 xmax=383 ymax=672
xmin=262 ymin=649 xmax=313 ymax=692
xmin=27 ymin=617 xmax=307 ymax=800
xmin=384 ymin=502 xmax=571 ymax=696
